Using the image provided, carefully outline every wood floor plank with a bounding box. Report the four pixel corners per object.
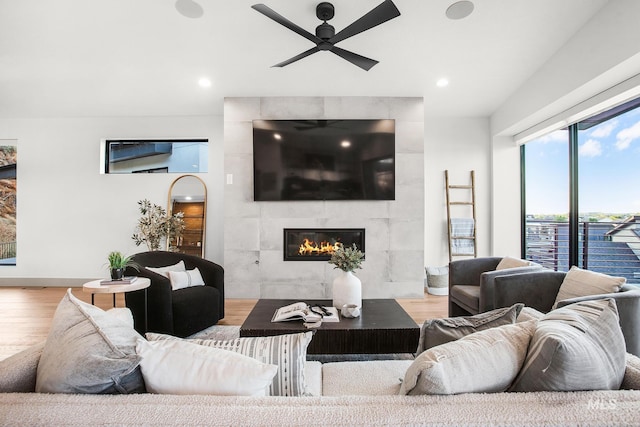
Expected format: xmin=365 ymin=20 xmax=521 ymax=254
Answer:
xmin=0 ymin=287 xmax=448 ymax=361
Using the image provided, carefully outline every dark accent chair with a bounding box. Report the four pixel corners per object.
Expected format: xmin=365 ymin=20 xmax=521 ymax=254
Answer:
xmin=494 ymin=270 xmax=640 ymax=357
xmin=448 ymin=257 xmax=543 ymax=316
xmin=124 ymin=251 xmax=224 ymax=337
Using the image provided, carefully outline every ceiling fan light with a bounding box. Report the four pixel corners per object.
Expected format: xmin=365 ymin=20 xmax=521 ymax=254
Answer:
xmin=446 ymin=1 xmax=474 ymax=20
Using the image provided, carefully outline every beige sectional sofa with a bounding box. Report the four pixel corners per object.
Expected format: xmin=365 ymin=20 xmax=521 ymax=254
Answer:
xmin=2 ymin=290 xmax=640 ymax=426
xmin=1 ymin=353 xmax=640 ymax=426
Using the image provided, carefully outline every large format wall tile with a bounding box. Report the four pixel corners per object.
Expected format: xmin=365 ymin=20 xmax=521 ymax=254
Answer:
xmin=224 ymin=97 xmax=424 ymax=299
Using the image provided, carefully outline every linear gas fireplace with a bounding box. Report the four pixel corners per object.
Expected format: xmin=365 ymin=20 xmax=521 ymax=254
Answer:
xmin=283 ymin=228 xmax=365 ymax=261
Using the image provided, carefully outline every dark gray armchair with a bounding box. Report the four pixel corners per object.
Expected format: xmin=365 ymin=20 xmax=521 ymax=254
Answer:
xmin=494 ymin=270 xmax=640 ymax=357
xmin=124 ymin=251 xmax=224 ymax=337
xmin=448 ymin=257 xmax=543 ymax=316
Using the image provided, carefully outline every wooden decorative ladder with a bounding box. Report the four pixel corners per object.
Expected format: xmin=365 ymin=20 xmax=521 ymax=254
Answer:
xmin=445 ymin=170 xmax=477 ymax=262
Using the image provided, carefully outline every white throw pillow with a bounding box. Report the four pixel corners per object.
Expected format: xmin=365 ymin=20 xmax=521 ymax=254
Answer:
xmin=146 ymin=331 xmax=313 ymax=396
xmin=495 ymin=256 xmax=533 ymax=270
xmin=136 ymin=339 xmax=278 ymax=396
xmin=168 ymin=267 xmax=205 ymax=290
xmin=400 ymin=320 xmax=536 ymax=395
xmin=146 ymin=260 xmax=186 ymax=277
xmin=553 ymin=266 xmax=625 ymax=308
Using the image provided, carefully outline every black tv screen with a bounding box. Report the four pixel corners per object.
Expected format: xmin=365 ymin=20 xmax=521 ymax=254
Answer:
xmin=253 ymin=119 xmax=395 ymax=201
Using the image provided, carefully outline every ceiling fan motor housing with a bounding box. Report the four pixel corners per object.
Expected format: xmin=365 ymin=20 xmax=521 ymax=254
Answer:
xmin=316 ymin=22 xmax=335 ymax=40
xmin=316 ymin=2 xmax=335 ymax=21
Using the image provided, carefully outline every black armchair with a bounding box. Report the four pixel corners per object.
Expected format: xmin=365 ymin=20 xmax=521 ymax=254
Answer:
xmin=493 ymin=270 xmax=640 ymax=357
xmin=448 ymin=257 xmax=543 ymax=316
xmin=124 ymin=251 xmax=224 ymax=337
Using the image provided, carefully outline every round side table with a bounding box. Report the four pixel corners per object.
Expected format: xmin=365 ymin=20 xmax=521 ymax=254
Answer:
xmin=83 ymin=277 xmax=151 ymax=332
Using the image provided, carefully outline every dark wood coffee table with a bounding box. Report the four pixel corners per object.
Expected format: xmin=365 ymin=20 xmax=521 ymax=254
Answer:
xmin=240 ymin=299 xmax=419 ymax=355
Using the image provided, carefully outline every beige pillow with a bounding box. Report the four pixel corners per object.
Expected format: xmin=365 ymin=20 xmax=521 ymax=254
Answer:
xmin=495 ymin=256 xmax=533 ymax=270
xmin=136 ymin=339 xmax=277 ymax=396
xmin=146 ymin=331 xmax=313 ymax=396
xmin=168 ymin=267 xmax=205 ymax=290
xmin=36 ymin=289 xmax=145 ymax=394
xmin=553 ymin=266 xmax=625 ymax=308
xmin=146 ymin=260 xmax=186 ymax=277
xmin=400 ymin=320 xmax=536 ymax=395
xmin=510 ymin=298 xmax=626 ymax=392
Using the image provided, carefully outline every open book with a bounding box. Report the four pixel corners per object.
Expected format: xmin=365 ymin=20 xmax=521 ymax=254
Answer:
xmin=271 ymin=302 xmax=339 ymax=323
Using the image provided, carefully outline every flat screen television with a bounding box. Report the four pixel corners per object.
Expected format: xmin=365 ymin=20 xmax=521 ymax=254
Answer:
xmin=253 ymin=119 xmax=395 ymax=201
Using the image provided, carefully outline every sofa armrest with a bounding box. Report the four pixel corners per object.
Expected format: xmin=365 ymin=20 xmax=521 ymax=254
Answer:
xmin=125 ymin=268 xmax=174 ymax=334
xmin=183 ymin=257 xmax=225 ymax=319
xmin=449 ymin=257 xmax=502 ymax=289
xmin=0 ymin=341 xmax=44 ymax=393
xmin=493 ymin=270 xmax=565 ymax=313
xmin=478 ymin=265 xmax=545 ymax=312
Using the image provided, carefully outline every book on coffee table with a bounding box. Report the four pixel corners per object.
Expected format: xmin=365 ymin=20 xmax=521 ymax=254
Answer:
xmin=271 ymin=302 xmax=339 ymax=323
xmin=100 ymin=276 xmax=138 ymax=286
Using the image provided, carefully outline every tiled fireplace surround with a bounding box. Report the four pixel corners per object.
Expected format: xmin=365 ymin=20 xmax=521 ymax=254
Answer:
xmin=224 ymin=97 xmax=425 ymax=299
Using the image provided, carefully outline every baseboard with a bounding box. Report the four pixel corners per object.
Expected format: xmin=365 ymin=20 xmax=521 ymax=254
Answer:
xmin=0 ymin=278 xmax=91 ymax=287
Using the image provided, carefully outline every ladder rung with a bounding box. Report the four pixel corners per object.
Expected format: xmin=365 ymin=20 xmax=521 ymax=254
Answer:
xmin=449 ymin=202 xmax=473 ymax=205
xmin=452 ymin=253 xmax=476 ymax=257
xmin=448 ymin=185 xmax=473 ymax=189
xmin=451 ymin=236 xmax=475 ymax=240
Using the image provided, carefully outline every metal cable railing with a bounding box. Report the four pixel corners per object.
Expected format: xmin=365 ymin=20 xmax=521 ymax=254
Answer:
xmin=525 ymin=219 xmax=640 ymax=283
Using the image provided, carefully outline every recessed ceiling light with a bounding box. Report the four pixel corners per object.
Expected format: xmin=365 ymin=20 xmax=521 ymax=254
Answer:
xmin=436 ymin=78 xmax=449 ymax=88
xmin=273 ymin=133 xmax=282 ymax=140
xmin=198 ymin=78 xmax=212 ymax=88
xmin=175 ymin=0 xmax=204 ymax=19
xmin=446 ymin=1 xmax=474 ymax=20
xmin=341 ymin=140 xmax=351 ymax=148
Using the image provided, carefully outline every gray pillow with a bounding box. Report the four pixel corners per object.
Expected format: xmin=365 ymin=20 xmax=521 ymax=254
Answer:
xmin=416 ymin=303 xmax=524 ymax=355
xmin=146 ymin=331 xmax=313 ymax=396
xmin=510 ymin=298 xmax=626 ymax=392
xmin=400 ymin=320 xmax=536 ymax=395
xmin=35 ymin=289 xmax=145 ymax=394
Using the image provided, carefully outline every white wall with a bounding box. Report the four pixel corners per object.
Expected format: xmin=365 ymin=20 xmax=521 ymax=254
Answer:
xmin=0 ymin=116 xmax=224 ymax=285
xmin=423 ymin=117 xmax=492 ymax=269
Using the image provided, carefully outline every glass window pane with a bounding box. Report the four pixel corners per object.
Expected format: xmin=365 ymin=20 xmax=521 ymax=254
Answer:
xmin=524 ymin=130 xmax=570 ymax=271
xmin=105 ymin=139 xmax=208 ymax=174
xmin=577 ymin=106 xmax=640 ymax=283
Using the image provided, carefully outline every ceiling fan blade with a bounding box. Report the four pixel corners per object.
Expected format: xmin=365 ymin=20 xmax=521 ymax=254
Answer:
xmin=252 ymin=4 xmax=322 ymax=45
xmin=273 ymin=46 xmax=321 ymax=68
xmin=330 ymin=46 xmax=379 ymax=71
xmin=329 ymin=0 xmax=400 ymax=45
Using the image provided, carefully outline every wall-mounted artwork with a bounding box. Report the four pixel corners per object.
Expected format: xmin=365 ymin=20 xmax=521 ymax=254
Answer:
xmin=0 ymin=144 xmax=16 ymax=265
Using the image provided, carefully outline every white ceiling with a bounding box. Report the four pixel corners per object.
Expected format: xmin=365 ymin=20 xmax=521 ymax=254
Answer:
xmin=0 ymin=0 xmax=609 ymax=118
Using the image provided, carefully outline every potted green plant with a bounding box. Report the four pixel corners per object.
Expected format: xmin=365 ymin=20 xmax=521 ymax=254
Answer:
xmin=328 ymin=243 xmax=364 ymax=311
xmin=107 ymin=251 xmax=139 ymax=280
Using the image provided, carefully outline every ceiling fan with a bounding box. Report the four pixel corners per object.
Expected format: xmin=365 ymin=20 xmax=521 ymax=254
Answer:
xmin=251 ymin=1 xmax=401 ymax=71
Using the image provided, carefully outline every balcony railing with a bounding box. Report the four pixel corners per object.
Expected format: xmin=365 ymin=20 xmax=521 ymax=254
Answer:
xmin=0 ymin=241 xmax=16 ymax=259
xmin=525 ymin=219 xmax=640 ymax=284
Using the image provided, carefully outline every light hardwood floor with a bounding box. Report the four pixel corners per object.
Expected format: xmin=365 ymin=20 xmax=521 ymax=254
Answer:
xmin=0 ymin=286 xmax=448 ymax=361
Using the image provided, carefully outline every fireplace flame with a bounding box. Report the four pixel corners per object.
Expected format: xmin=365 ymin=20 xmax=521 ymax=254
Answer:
xmin=298 ymin=238 xmax=343 ymax=256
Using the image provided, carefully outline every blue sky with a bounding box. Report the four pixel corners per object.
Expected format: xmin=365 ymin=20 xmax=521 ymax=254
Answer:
xmin=526 ymin=107 xmax=640 ymax=215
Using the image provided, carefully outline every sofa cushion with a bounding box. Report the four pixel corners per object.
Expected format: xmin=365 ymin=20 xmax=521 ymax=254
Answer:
xmin=400 ymin=320 xmax=536 ymax=395
xmin=322 ymin=360 xmax=413 ymax=396
xmin=510 ymin=298 xmax=626 ymax=392
xmin=146 ymin=331 xmax=313 ymax=396
xmin=553 ymin=266 xmax=625 ymax=309
xmin=136 ymin=339 xmax=277 ymax=396
xmin=449 ymin=285 xmax=480 ymax=311
xmin=416 ymin=303 xmax=524 ymax=354
xmin=495 ymin=256 xmax=534 ymax=270
xmin=622 ymin=353 xmax=640 ymax=390
xmin=36 ymin=289 xmax=145 ymax=394
xmin=168 ymin=267 xmax=205 ymax=290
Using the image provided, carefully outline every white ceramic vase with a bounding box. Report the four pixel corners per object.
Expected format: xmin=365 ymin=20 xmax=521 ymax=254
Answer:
xmin=332 ymin=270 xmax=362 ymax=310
